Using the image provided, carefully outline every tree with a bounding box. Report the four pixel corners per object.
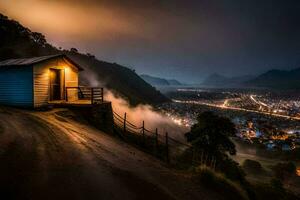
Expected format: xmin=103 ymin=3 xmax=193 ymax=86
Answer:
xmin=31 ymin=32 xmax=46 ymax=46
xmin=86 ymin=53 xmax=95 ymax=59
xmin=185 ymin=112 xmax=247 ymax=184
xmin=185 ymin=111 xmax=237 ymax=156
xmin=70 ymin=48 xmax=78 ymax=53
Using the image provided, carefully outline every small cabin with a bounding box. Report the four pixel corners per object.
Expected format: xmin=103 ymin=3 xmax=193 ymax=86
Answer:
xmin=0 ymin=54 xmax=103 ymax=108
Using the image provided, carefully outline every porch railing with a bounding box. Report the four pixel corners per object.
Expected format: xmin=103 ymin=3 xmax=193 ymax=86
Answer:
xmin=65 ymin=87 xmax=104 ymax=104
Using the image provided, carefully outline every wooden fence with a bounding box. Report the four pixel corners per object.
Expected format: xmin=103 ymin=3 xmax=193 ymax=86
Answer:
xmin=112 ymin=111 xmax=217 ymax=168
xmin=65 ymin=87 xmax=104 ymax=104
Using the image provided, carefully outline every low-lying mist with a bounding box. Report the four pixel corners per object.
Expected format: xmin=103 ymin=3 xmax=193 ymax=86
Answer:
xmin=81 ymin=71 xmax=189 ymax=141
xmin=105 ymin=91 xmax=188 ymax=141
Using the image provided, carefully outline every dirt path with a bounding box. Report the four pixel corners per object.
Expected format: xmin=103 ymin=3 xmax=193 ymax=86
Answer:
xmin=0 ymin=107 xmax=217 ymax=200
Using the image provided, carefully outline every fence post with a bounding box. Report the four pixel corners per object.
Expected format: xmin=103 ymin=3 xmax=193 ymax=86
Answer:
xmin=214 ymin=158 xmax=217 ymax=171
xmin=201 ymin=150 xmax=204 ymax=165
xmin=142 ymin=121 xmax=145 ymax=146
xmin=101 ymin=87 xmax=104 ymax=102
xmin=91 ymin=88 xmax=94 ymax=104
xmin=123 ymin=112 xmax=127 ymax=133
xmin=165 ymin=132 xmax=169 ymax=163
xmin=192 ymin=147 xmax=195 ymax=165
xmin=155 ymin=128 xmax=158 ymax=151
xmin=204 ymin=154 xmax=208 ymax=166
xmin=213 ymin=157 xmax=217 ymax=171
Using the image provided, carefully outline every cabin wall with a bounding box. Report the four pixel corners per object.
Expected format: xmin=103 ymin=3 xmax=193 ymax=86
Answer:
xmin=0 ymin=66 xmax=33 ymax=107
xmin=65 ymin=62 xmax=79 ymax=102
xmin=33 ymin=57 xmax=79 ymax=107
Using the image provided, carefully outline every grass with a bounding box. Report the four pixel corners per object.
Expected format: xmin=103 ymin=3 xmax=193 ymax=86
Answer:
xmin=242 ymin=159 xmax=267 ymax=176
xmin=113 ymin=126 xmax=168 ymax=161
xmin=192 ymin=165 xmax=300 ymax=200
xmin=0 ymin=124 xmax=3 ymax=135
xmin=253 ymin=182 xmax=300 ymax=200
xmin=194 ymin=166 xmax=249 ymax=200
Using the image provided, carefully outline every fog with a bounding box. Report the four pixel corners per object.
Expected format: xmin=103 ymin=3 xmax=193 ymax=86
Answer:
xmin=81 ymin=70 xmax=189 ymax=141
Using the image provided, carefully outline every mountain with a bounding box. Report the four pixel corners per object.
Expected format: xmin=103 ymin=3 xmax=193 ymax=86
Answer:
xmin=245 ymin=68 xmax=300 ymax=89
xmin=140 ymin=74 xmax=170 ymax=86
xmin=167 ymin=79 xmax=182 ymax=85
xmin=140 ymin=74 xmax=183 ymax=86
xmin=68 ymin=55 xmax=169 ymax=105
xmin=0 ymin=13 xmax=169 ymax=105
xmin=201 ymin=73 xmax=254 ymax=88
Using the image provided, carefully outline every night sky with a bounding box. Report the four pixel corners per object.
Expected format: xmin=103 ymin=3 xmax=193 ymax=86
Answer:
xmin=1 ymin=0 xmax=300 ymax=83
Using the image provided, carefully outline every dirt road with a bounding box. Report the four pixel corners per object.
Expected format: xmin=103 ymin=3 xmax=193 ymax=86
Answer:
xmin=0 ymin=107 xmax=217 ymax=200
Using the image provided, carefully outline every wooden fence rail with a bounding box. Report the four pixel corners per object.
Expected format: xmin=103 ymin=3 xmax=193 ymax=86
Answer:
xmin=112 ymin=111 xmax=216 ymax=168
xmin=65 ymin=87 xmax=104 ymax=104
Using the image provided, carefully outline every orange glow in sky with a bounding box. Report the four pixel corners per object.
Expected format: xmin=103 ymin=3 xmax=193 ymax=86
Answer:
xmin=0 ymin=0 xmax=144 ymax=45
xmin=2 ymin=0 xmax=298 ymax=82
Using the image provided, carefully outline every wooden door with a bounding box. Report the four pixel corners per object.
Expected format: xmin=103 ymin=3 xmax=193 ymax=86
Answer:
xmin=50 ymin=69 xmax=61 ymax=100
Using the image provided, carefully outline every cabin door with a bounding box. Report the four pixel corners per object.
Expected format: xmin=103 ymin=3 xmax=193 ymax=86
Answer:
xmin=50 ymin=69 xmax=63 ymax=100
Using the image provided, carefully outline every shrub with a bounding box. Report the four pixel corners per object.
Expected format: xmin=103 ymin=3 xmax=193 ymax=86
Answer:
xmin=195 ymin=166 xmax=248 ymax=200
xmin=252 ymin=182 xmax=299 ymax=200
xmin=242 ymin=159 xmax=263 ymax=174
xmin=270 ymin=178 xmax=285 ymax=193
xmin=218 ymin=156 xmax=246 ymax=183
xmin=272 ymin=162 xmax=296 ymax=181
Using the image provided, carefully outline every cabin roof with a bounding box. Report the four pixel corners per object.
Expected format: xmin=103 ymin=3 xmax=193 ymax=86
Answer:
xmin=0 ymin=54 xmax=84 ymax=71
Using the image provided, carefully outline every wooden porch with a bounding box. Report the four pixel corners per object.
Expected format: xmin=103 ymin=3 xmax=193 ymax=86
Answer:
xmin=49 ymin=86 xmax=105 ymax=107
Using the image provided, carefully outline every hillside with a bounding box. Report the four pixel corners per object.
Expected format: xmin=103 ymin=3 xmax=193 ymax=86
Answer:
xmin=245 ymin=68 xmax=300 ymax=89
xmin=0 ymin=13 xmax=169 ymax=106
xmin=201 ymin=73 xmax=254 ymax=88
xmin=140 ymin=74 xmax=183 ymax=86
xmin=0 ymin=106 xmax=221 ymax=200
xmin=167 ymin=79 xmax=182 ymax=85
xmin=68 ymin=54 xmax=169 ymax=105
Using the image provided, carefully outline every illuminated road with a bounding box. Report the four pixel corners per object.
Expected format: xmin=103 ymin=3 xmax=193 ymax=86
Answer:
xmin=173 ymin=99 xmax=300 ymax=121
xmin=249 ymin=95 xmax=269 ymax=109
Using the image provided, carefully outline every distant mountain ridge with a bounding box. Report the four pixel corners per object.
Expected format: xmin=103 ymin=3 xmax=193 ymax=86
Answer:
xmin=201 ymin=73 xmax=254 ymax=88
xmin=245 ymin=68 xmax=300 ymax=89
xmin=140 ymin=74 xmax=183 ymax=86
xmin=0 ymin=13 xmax=169 ymax=106
xmin=202 ymin=68 xmax=300 ymax=90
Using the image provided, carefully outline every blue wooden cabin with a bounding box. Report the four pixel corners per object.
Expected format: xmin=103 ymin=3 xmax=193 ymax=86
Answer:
xmin=0 ymin=54 xmax=84 ymax=108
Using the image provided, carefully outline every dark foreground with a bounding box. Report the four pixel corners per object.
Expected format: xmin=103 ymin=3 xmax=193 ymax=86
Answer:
xmin=0 ymin=107 xmax=219 ymax=200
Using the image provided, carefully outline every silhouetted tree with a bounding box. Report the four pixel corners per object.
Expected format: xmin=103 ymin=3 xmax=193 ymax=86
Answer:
xmin=86 ymin=53 xmax=95 ymax=59
xmin=32 ymin=32 xmax=46 ymax=46
xmin=70 ymin=48 xmax=78 ymax=53
xmin=185 ymin=112 xmax=247 ymax=184
xmin=185 ymin=111 xmax=236 ymax=156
